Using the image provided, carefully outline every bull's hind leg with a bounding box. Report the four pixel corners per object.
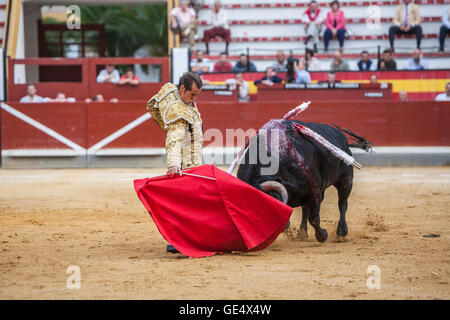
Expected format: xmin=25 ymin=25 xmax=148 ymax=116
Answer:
xmin=307 ymin=196 xmax=328 ymax=243
xmin=334 ymin=171 xmax=353 ymax=238
xmin=297 ymin=207 xmax=309 ymax=240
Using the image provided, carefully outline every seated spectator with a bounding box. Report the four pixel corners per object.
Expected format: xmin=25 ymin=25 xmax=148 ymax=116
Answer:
xmin=203 ymin=1 xmax=230 ymax=55
xmin=398 ymin=90 xmax=408 ymax=101
xmin=303 ymin=0 xmax=325 ymax=53
xmin=226 ymin=72 xmax=250 ymax=102
xmin=388 ymin=0 xmax=422 ymax=53
xmin=97 ymin=64 xmax=120 ymax=84
xmin=191 ymin=50 xmax=211 ymax=74
xmin=439 ymin=6 xmax=450 ymax=52
xmin=43 ymin=92 xmax=76 ymax=103
xmin=319 ymin=71 xmax=341 ymax=86
xmin=295 ymin=60 xmax=311 ymax=84
xmin=85 ymin=94 xmax=118 ymax=103
xmin=435 ymin=82 xmax=450 ymax=101
xmin=232 ymin=54 xmax=257 ymax=73
xmin=357 ymin=51 xmax=373 ymax=71
xmin=119 ymin=68 xmax=140 ymax=86
xmin=404 ymin=48 xmax=428 ymax=70
xmin=324 ymin=1 xmax=346 ymax=53
xmin=377 ymin=49 xmax=397 ymax=71
xmin=304 ymin=49 xmax=322 ymax=71
xmin=271 ymin=50 xmax=288 ymax=72
xmin=330 ymin=50 xmax=349 ymax=71
xmin=254 ymin=67 xmax=282 ymax=86
xmin=213 ymin=52 xmax=233 ymax=72
xmin=170 ymin=0 xmax=197 ymax=52
xmin=20 ymin=84 xmax=44 ymax=103
xmin=369 ymin=74 xmax=378 ymax=84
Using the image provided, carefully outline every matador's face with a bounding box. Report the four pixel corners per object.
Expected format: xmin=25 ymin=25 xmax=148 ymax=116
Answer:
xmin=179 ymin=83 xmax=202 ymax=105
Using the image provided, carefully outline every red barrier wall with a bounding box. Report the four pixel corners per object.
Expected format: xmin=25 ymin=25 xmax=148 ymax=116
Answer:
xmin=2 ymin=101 xmax=449 ymax=153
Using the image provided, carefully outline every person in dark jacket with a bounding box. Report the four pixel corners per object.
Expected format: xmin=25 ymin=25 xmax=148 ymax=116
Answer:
xmin=377 ymin=49 xmax=397 ymax=71
xmin=254 ymin=67 xmax=282 ymax=86
xmin=357 ymin=50 xmax=373 ymax=71
xmin=232 ymin=54 xmax=257 ymax=72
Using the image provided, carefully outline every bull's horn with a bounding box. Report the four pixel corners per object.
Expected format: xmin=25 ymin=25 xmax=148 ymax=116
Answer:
xmin=260 ymin=181 xmax=288 ymax=204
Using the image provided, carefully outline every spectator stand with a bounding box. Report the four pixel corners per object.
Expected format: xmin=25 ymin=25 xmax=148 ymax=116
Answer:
xmin=183 ymin=0 xmax=450 ymax=71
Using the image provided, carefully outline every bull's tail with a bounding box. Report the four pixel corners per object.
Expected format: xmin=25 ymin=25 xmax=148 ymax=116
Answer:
xmin=332 ymin=124 xmax=373 ymax=153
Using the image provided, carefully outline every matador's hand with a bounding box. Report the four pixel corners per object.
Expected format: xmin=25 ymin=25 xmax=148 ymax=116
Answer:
xmin=167 ymin=166 xmax=182 ymax=177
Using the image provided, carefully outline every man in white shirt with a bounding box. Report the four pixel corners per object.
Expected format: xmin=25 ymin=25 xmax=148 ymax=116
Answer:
xmin=190 ymin=50 xmax=211 ymax=74
xmin=303 ymin=1 xmax=324 ymax=53
xmin=226 ymin=72 xmax=250 ymax=102
xmin=96 ymin=64 xmax=120 ymax=83
xmin=20 ymin=84 xmax=45 ymax=103
xmin=170 ymin=0 xmax=198 ymax=51
xmin=435 ymin=82 xmax=450 ymax=101
xmin=271 ymin=51 xmax=287 ymax=72
xmin=404 ymin=48 xmax=428 ymax=70
xmin=439 ymin=6 xmax=450 ymax=52
xmin=203 ymin=1 xmax=230 ymax=54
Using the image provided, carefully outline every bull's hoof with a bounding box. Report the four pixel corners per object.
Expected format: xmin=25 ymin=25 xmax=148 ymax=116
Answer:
xmin=337 ymin=223 xmax=348 ymax=238
xmin=315 ymin=229 xmax=328 ymax=243
xmin=297 ymin=228 xmax=308 ymax=241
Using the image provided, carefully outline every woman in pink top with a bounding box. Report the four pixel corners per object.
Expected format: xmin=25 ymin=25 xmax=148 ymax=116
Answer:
xmin=323 ymin=1 xmax=346 ymax=52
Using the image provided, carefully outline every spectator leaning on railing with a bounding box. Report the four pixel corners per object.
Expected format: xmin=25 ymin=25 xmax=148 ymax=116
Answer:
xmin=20 ymin=84 xmax=44 ymax=103
xmin=43 ymin=93 xmax=76 ymax=103
xmin=323 ymin=1 xmax=346 ymax=53
xmin=203 ymin=1 xmax=230 ymax=55
xmin=226 ymin=72 xmax=250 ymax=102
xmin=439 ymin=6 xmax=450 ymax=52
xmin=254 ymin=67 xmax=282 ymax=86
xmin=118 ymin=68 xmax=140 ymax=86
xmin=97 ymin=64 xmax=120 ymax=84
xmin=319 ymin=71 xmax=341 ymax=87
xmin=388 ymin=0 xmax=422 ymax=53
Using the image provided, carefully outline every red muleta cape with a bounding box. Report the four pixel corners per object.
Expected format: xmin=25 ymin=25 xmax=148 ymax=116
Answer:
xmin=134 ymin=165 xmax=293 ymax=258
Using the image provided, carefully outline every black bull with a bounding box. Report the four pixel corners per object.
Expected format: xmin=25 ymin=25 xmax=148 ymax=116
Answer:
xmin=237 ymin=119 xmax=371 ymax=243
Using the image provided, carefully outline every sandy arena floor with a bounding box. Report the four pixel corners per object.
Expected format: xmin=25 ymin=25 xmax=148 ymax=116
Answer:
xmin=0 ymin=166 xmax=449 ymax=300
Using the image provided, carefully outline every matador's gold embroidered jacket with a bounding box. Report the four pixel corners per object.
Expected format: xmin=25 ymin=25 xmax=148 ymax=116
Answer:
xmin=146 ymin=83 xmax=203 ymax=169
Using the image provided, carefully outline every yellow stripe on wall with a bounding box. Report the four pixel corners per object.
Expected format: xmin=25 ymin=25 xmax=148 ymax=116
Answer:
xmin=342 ymin=79 xmax=449 ymax=93
xmin=210 ymin=78 xmax=449 ymax=94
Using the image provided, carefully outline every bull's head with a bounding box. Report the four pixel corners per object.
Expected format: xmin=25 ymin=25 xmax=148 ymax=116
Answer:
xmin=260 ymin=181 xmax=288 ymax=204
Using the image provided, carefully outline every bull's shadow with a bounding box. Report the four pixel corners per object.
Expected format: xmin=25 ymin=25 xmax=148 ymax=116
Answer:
xmin=237 ymin=119 xmax=371 ymax=243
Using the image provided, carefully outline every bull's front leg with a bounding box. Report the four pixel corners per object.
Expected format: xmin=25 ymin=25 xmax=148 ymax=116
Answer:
xmin=297 ymin=206 xmax=309 ymax=240
xmin=307 ymin=196 xmax=328 ymax=243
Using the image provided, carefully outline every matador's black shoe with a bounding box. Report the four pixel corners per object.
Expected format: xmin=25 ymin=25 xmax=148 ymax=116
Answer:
xmin=166 ymin=244 xmax=180 ymax=254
